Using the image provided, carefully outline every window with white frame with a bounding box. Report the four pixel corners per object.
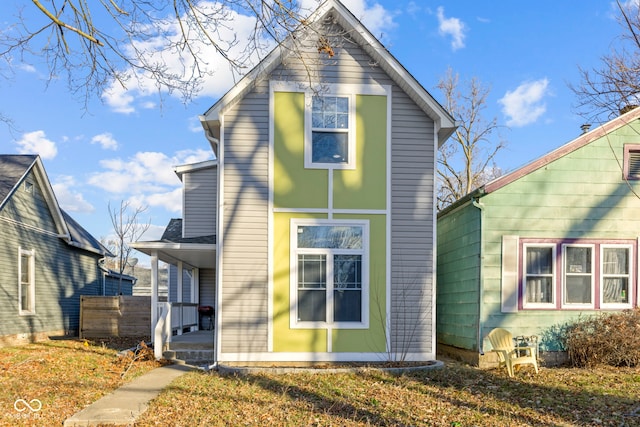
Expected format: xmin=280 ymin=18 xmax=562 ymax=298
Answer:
xmin=523 ymin=244 xmax=555 ymax=307
xmin=293 ymin=220 xmax=368 ymax=327
xmin=18 ymin=248 xmax=35 ymax=315
xmin=563 ymin=245 xmax=594 ymax=307
xmin=306 ymin=95 xmax=355 ymax=169
xmin=519 ymin=240 xmax=633 ymax=310
xmin=601 ymin=245 xmax=632 ymax=307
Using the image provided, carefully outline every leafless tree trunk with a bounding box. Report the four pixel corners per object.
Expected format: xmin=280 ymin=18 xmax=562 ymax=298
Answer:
xmin=436 ymin=67 xmax=505 ymax=210
xmin=109 ymin=200 xmax=150 ymax=294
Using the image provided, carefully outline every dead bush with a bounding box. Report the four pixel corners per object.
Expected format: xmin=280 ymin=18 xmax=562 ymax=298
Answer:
xmin=563 ymin=309 xmax=640 ymax=368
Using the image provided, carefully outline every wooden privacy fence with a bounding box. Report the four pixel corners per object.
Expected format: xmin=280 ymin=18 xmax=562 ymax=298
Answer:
xmin=80 ymin=296 xmax=150 ymax=338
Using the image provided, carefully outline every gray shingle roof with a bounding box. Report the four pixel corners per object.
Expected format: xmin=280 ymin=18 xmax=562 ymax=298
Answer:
xmin=160 ymin=218 xmax=216 ymax=244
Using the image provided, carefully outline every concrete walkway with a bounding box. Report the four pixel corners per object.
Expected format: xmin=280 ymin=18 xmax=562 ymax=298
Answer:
xmin=64 ymin=364 xmax=191 ymax=426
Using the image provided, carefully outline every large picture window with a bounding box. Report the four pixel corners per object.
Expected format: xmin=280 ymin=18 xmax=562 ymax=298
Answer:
xmin=520 ymin=240 xmax=634 ymax=310
xmin=18 ymin=248 xmax=35 ymax=315
xmin=292 ymin=220 xmax=368 ymax=327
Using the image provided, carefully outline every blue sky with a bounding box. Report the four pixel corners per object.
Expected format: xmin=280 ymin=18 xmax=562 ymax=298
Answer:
xmin=0 ymin=0 xmax=627 ymax=265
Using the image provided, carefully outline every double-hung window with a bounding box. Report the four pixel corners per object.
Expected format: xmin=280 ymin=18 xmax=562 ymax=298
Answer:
xmin=18 ymin=248 xmax=35 ymax=315
xmin=293 ymin=220 xmax=368 ymax=327
xmin=563 ymin=245 xmax=594 ymax=307
xmin=306 ymin=95 xmax=355 ymax=169
xmin=601 ymin=245 xmax=631 ymax=307
xmin=523 ymin=244 xmax=555 ymax=308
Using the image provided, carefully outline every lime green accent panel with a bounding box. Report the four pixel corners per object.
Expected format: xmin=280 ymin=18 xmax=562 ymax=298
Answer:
xmin=334 ymin=95 xmax=387 ymax=210
xmin=273 ymin=92 xmax=328 ymax=209
xmin=273 ymin=212 xmax=328 ymax=352
xmin=332 ymin=214 xmax=387 ymax=353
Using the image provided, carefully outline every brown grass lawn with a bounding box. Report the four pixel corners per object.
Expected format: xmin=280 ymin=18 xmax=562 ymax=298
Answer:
xmin=1 ymin=339 xmax=640 ymax=426
xmin=137 ymin=360 xmax=640 ymax=427
xmin=0 ymin=337 xmax=160 ymax=426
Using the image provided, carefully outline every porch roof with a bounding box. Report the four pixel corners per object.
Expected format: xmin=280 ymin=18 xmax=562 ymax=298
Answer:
xmin=132 ymin=239 xmax=215 ymax=269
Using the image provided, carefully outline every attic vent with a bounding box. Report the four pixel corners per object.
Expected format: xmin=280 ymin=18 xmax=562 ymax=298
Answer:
xmin=24 ymin=181 xmax=33 ymax=193
xmin=624 ymin=145 xmax=640 ymax=180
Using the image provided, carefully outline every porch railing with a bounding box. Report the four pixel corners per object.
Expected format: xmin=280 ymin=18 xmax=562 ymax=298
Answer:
xmin=153 ymin=302 xmax=199 ymax=360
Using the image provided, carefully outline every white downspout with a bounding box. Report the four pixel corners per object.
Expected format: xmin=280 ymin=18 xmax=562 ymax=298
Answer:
xmin=472 ymin=198 xmax=485 ymax=355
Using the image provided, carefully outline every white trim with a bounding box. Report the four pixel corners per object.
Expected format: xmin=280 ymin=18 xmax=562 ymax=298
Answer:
xmin=217 ymin=351 xmax=436 ymax=363
xmin=599 ymin=244 xmax=634 ymax=309
xmin=18 ymin=247 xmax=35 ymax=315
xmin=289 ymin=218 xmax=370 ymax=330
xmin=273 ymin=208 xmax=388 ymax=215
xmin=1 ymin=216 xmax=64 ymax=238
xmin=561 ymin=243 xmax=595 ymax=309
xmin=270 ymin=81 xmax=388 ymax=97
xmin=268 ymin=78 xmax=275 ymax=353
xmin=214 ymin=115 xmax=226 ymax=364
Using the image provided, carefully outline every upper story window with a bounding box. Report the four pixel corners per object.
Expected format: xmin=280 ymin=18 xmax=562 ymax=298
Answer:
xmin=623 ymin=144 xmax=640 ymax=180
xmin=19 ymin=248 xmax=35 ymax=315
xmin=292 ymin=220 xmax=369 ymax=328
xmin=306 ymin=94 xmax=355 ymax=170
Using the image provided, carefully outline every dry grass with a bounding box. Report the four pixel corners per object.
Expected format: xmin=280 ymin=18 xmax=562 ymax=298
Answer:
xmin=136 ymin=361 xmax=640 ymax=427
xmin=0 ymin=337 xmax=160 ymax=426
xmin=1 ymin=338 xmax=639 ymax=426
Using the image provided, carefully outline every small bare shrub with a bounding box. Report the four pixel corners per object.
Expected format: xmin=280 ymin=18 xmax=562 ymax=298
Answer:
xmin=563 ymin=309 xmax=640 ymax=367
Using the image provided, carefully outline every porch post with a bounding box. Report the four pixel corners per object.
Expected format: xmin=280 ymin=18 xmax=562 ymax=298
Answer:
xmin=176 ymin=261 xmax=183 ymax=335
xmin=150 ymin=251 xmax=159 ymax=338
xmin=192 ymin=268 xmax=199 ymax=331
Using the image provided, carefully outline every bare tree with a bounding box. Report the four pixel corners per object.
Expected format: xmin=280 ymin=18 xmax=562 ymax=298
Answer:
xmin=436 ymin=67 xmax=505 ymax=211
xmin=571 ymin=0 xmax=640 ymax=122
xmin=109 ymin=200 xmax=151 ymax=294
xmin=0 ymin=0 xmax=330 ymax=104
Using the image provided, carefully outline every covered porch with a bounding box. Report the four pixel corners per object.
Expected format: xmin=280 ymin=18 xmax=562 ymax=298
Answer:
xmin=132 ymin=237 xmax=216 ymax=359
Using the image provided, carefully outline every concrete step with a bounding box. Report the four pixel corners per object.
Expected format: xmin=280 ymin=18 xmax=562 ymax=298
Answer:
xmin=163 ymin=349 xmax=215 ymax=366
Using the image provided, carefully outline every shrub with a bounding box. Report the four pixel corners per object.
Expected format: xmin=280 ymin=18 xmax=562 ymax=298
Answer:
xmin=563 ymin=309 xmax=640 ymax=368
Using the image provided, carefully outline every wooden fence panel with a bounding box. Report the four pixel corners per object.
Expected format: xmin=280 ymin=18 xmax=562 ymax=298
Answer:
xmin=80 ymin=296 xmax=151 ymax=338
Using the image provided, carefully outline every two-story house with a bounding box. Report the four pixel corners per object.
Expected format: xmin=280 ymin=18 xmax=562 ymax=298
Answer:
xmin=135 ymin=0 xmax=455 ymax=366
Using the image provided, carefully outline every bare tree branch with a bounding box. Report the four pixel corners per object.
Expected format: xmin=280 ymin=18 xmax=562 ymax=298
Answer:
xmin=436 ymin=67 xmax=506 ymax=211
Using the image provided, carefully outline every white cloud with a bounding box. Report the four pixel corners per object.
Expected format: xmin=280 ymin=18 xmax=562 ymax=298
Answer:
xmin=52 ymin=175 xmax=95 ymax=213
xmin=499 ymin=79 xmax=550 ymax=127
xmin=91 ymin=133 xmax=119 ymax=150
xmin=144 ymin=187 xmax=183 ymax=213
xmin=15 ymin=130 xmax=58 ymax=159
xmin=338 ymin=0 xmax=396 ymax=38
xmin=88 ymin=148 xmax=212 ymax=196
xmin=102 ymin=82 xmax=136 ymax=114
xmin=436 ymin=6 xmax=466 ymax=51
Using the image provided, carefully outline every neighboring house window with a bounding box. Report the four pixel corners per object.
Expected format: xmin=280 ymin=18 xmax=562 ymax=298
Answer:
xmin=305 ymin=94 xmax=355 ymax=169
xmin=601 ymin=245 xmax=632 ymax=308
xmin=18 ymin=248 xmax=35 ymax=315
xmin=520 ymin=240 xmax=633 ymax=310
xmin=563 ymin=244 xmax=594 ymax=308
xmin=292 ymin=220 xmax=368 ymax=327
xmin=523 ymin=244 xmax=555 ymax=308
xmin=623 ymin=144 xmax=640 ymax=180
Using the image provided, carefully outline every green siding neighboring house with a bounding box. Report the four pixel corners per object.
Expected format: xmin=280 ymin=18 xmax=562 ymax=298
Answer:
xmin=0 ymin=155 xmax=115 ymax=346
xmin=437 ymin=107 xmax=640 ymax=366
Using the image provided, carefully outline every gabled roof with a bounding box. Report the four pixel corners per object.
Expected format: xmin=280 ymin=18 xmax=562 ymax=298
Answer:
xmin=439 ymin=107 xmax=640 ymax=216
xmin=200 ymin=0 xmax=456 ymax=145
xmin=0 ymin=154 xmax=111 ymax=256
